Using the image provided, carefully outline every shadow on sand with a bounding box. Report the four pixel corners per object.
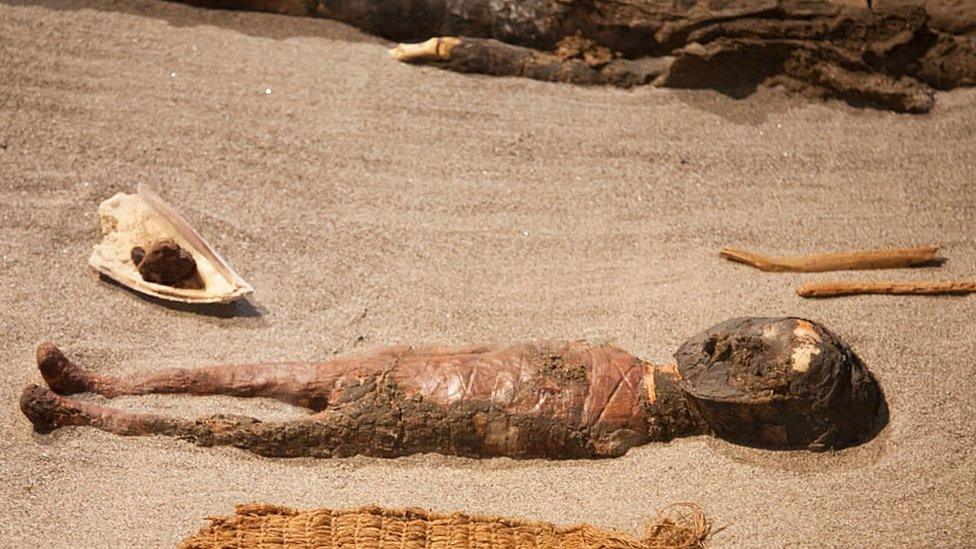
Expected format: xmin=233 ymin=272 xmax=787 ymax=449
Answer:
xmin=97 ymin=274 xmax=269 ymax=325
xmin=2 ymin=0 xmax=386 ymax=43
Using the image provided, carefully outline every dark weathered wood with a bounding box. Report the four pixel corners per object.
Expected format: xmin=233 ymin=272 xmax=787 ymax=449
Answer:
xmin=391 ymin=36 xmax=672 ymax=87
xmin=174 ymin=0 xmax=976 ymax=112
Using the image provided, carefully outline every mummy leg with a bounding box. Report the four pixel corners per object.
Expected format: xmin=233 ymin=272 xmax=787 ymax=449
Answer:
xmin=35 ymin=342 xmax=390 ymax=410
xmin=19 ymin=384 xmax=398 ymax=458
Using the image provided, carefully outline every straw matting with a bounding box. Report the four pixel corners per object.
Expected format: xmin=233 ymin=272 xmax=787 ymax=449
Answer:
xmin=180 ymin=503 xmax=711 ymax=548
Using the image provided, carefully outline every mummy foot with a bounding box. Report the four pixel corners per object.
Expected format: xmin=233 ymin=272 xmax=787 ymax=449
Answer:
xmin=19 ymin=384 xmax=88 ymax=433
xmin=36 ymin=342 xmax=93 ymax=395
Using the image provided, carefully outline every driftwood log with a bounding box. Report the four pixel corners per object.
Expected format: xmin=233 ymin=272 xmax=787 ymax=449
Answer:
xmin=20 ymin=316 xmax=886 ymax=458
xmin=175 ymin=0 xmax=976 ymax=112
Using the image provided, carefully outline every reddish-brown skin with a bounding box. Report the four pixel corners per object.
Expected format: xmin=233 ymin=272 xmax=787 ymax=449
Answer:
xmin=21 ymin=341 xmax=700 ymax=459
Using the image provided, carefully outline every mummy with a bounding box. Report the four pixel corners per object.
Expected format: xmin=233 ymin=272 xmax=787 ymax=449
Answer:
xmin=20 ymin=317 xmax=886 ymax=459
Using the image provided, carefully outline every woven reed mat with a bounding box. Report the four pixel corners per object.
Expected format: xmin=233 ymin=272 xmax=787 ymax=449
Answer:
xmin=180 ymin=503 xmax=711 ymax=548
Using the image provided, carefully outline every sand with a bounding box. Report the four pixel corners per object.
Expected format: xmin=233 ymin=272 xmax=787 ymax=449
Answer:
xmin=1 ymin=0 xmax=975 ymax=546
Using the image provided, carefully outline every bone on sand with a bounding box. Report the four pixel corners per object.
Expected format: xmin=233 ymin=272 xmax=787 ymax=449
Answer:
xmin=719 ymin=245 xmax=941 ymax=272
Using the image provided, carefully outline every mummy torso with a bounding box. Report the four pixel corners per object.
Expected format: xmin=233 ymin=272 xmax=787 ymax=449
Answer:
xmin=303 ymin=341 xmax=657 ymax=458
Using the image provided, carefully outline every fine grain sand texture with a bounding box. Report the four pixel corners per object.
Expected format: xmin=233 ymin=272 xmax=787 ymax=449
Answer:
xmin=2 ymin=0 xmax=975 ymax=546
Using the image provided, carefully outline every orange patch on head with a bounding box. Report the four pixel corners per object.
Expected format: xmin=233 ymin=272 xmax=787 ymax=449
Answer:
xmin=793 ymin=320 xmax=822 ymax=341
xmin=791 ymin=320 xmax=822 ymax=373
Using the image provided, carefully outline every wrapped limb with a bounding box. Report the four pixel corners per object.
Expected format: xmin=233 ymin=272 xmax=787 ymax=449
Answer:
xmin=21 ymin=317 xmax=887 ymax=458
xmin=19 ymin=384 xmax=409 ymax=458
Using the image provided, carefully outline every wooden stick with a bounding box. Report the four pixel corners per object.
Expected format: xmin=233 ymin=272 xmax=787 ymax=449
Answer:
xmin=719 ymin=246 xmax=941 ymax=272
xmin=797 ymin=281 xmax=976 ymax=298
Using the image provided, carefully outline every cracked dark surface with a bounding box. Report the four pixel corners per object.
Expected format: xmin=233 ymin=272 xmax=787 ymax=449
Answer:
xmin=676 ymin=316 xmax=887 ymax=451
xmin=176 ymin=0 xmax=974 ymax=112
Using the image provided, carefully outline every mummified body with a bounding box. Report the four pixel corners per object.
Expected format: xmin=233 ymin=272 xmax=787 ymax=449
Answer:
xmin=22 ymin=341 xmax=698 ymax=458
xmin=20 ymin=317 xmax=885 ymax=458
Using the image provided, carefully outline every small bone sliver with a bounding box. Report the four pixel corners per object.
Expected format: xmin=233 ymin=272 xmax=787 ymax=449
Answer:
xmin=389 ymin=37 xmax=460 ymax=63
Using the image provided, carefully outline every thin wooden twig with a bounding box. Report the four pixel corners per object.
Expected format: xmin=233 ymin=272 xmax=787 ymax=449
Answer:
xmin=719 ymin=246 xmax=941 ymax=272
xmin=796 ymin=281 xmax=976 ymax=298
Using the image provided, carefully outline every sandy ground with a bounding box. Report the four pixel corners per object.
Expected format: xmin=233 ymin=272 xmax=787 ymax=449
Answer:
xmin=2 ymin=0 xmax=975 ymax=546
